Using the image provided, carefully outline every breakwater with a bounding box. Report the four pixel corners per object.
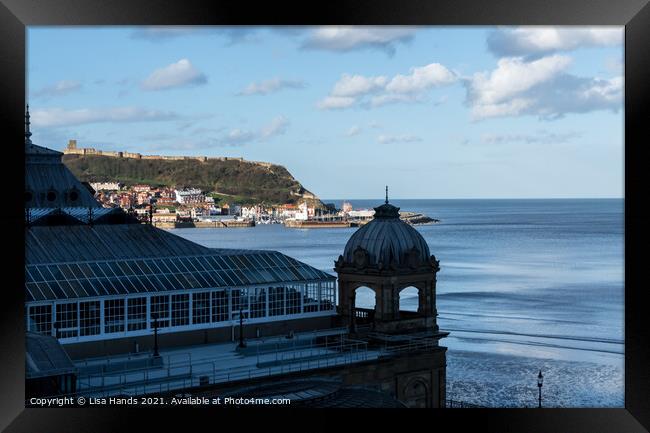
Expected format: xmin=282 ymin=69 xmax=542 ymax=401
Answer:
xmin=154 ymin=220 xmax=255 ymax=229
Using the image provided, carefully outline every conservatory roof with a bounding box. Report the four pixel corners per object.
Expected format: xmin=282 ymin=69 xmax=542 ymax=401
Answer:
xmin=26 ymin=250 xmax=334 ymax=302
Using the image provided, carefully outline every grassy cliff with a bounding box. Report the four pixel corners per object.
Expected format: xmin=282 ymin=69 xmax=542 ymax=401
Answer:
xmin=62 ymin=154 xmax=322 ymax=206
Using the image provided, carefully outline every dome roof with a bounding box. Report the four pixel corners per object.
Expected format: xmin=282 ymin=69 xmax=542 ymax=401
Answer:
xmin=342 ymin=202 xmax=431 ymax=269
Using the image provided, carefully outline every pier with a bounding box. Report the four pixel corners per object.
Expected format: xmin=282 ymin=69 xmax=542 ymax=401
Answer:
xmin=153 ymin=219 xmax=255 ymax=229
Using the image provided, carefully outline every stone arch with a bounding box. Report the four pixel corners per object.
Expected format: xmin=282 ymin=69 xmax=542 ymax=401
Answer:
xmin=353 ymin=285 xmax=377 ymax=310
xmin=402 ymin=377 xmax=431 ymax=408
xmin=352 ymin=285 xmax=377 ymax=327
xmin=398 ymin=286 xmax=420 ymax=317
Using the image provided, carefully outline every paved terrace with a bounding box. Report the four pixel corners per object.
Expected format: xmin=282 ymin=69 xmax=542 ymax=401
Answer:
xmin=74 ymin=327 xmax=374 ymax=397
xmin=72 ymin=326 xmax=445 ymax=398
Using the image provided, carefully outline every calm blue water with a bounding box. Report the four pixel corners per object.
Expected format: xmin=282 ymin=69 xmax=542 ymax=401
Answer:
xmin=171 ymin=198 xmax=624 ymax=407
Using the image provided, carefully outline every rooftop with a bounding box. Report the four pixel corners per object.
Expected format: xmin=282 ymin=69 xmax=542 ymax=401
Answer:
xmin=26 ymin=241 xmax=334 ymax=302
xmin=26 ymin=332 xmax=76 ymax=379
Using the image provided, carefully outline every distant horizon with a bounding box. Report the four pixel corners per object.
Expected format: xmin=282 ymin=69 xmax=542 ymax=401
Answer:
xmin=322 ymin=197 xmax=624 ymax=201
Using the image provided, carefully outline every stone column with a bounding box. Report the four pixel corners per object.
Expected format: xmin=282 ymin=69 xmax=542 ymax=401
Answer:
xmin=374 ymin=285 xmax=383 ymax=321
xmin=337 ymin=279 xmax=357 ymax=330
xmin=430 ymin=276 xmax=438 ymax=320
xmin=392 ymin=285 xmax=400 ymax=320
xmin=417 ymin=283 xmax=426 ymax=315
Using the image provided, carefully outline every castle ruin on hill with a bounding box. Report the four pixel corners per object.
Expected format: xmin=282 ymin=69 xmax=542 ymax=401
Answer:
xmin=63 ymin=139 xmax=274 ymax=169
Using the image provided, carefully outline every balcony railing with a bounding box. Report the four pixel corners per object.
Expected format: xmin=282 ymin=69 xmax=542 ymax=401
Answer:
xmin=445 ymin=399 xmax=485 ymax=408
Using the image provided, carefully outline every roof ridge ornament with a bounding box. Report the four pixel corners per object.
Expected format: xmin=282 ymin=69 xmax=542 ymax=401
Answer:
xmin=25 ymin=104 xmax=32 ymax=144
xmin=373 ymin=186 xmax=400 ymax=219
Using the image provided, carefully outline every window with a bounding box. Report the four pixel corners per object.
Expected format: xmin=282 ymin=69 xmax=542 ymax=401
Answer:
xmin=304 ymin=283 xmax=319 ymax=313
xmin=192 ymin=292 xmax=210 ymax=324
xmin=127 ymin=297 xmax=147 ymax=331
xmin=68 ymin=189 xmax=79 ymax=202
xmin=171 ymin=294 xmax=189 ymax=326
xmin=150 ymin=295 xmax=170 ymax=328
xmin=28 ymin=305 xmax=52 ymax=335
xmin=231 ymin=289 xmax=248 ymax=319
xmin=211 ymin=291 xmax=228 ymax=322
xmin=79 ymin=301 xmax=100 ymax=336
xmin=269 ymin=286 xmax=285 ymax=316
xmin=287 ymin=285 xmax=301 ymax=315
xmin=320 ymin=281 xmax=336 ymax=311
xmin=104 ymin=299 xmax=125 ymax=333
xmin=249 ymin=287 xmax=266 ymax=318
xmin=55 ymin=302 xmax=78 ymax=338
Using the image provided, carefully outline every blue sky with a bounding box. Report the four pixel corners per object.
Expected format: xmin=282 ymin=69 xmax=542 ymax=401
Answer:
xmin=27 ymin=26 xmax=624 ymax=199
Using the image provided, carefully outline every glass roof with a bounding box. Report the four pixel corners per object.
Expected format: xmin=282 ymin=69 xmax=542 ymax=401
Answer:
xmin=25 ymin=251 xmax=335 ymax=302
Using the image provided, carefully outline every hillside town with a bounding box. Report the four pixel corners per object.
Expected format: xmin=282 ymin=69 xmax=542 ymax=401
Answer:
xmin=89 ymin=182 xmax=438 ymax=229
xmin=90 ymin=181 xmax=324 ymax=226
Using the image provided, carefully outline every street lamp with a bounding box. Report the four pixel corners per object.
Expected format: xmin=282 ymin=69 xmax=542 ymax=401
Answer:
xmin=238 ymin=308 xmax=247 ymax=348
xmin=537 ymin=370 xmax=544 ymax=408
xmin=152 ymin=313 xmax=160 ymax=358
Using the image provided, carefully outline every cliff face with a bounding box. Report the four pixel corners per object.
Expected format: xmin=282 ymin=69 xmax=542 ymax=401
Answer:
xmin=62 ymin=154 xmax=322 ymax=206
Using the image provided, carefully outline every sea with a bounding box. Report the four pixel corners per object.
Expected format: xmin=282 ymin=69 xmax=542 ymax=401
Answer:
xmin=170 ymin=198 xmax=624 ymax=408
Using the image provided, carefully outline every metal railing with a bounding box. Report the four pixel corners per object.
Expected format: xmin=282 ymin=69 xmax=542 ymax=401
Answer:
xmin=445 ymin=399 xmax=485 ymax=408
xmin=71 ymin=336 xmax=370 ymax=398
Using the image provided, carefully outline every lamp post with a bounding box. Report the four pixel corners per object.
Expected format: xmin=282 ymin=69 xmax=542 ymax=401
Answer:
xmin=238 ymin=308 xmax=246 ymax=348
xmin=152 ymin=313 xmax=160 ymax=358
xmin=53 ymin=321 xmax=61 ymax=340
xmin=537 ymin=370 xmax=544 ymax=408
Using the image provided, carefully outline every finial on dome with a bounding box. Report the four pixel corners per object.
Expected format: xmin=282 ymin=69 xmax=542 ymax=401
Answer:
xmin=25 ymin=104 xmax=32 ymax=143
xmin=385 ymin=185 xmax=388 ymax=204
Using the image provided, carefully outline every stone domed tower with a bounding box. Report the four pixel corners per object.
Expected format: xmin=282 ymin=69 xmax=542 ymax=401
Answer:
xmin=335 ymin=191 xmax=441 ymax=334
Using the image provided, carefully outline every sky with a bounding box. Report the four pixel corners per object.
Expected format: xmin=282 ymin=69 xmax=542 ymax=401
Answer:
xmin=27 ymin=26 xmax=624 ymax=199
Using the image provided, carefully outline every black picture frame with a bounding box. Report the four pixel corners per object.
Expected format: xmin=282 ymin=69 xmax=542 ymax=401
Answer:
xmin=1 ymin=0 xmax=648 ymax=431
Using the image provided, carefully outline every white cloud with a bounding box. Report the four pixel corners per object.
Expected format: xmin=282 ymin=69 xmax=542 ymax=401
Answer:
xmin=319 ymin=62 xmax=456 ymax=110
xmin=238 ymin=78 xmax=305 ymax=96
xmin=141 ymin=59 xmax=207 ymax=91
xmin=131 ymin=27 xmax=258 ymax=44
xmin=317 ymin=96 xmax=357 ymax=110
xmin=345 ymin=126 xmax=362 ymax=137
xmin=466 ymin=54 xmax=623 ymax=120
xmin=580 ymin=76 xmax=622 ymax=103
xmin=202 ymin=116 xmax=291 ymax=147
xmin=469 ymin=55 xmax=572 ymax=107
xmin=378 ymin=134 xmax=422 ymax=144
xmin=331 ymin=74 xmax=387 ymax=97
xmin=31 ymin=107 xmax=180 ymax=127
xmin=487 ymin=27 xmax=623 ymax=57
xmin=224 ymin=129 xmax=256 ymax=145
xmin=480 ymin=130 xmax=582 ymax=145
xmin=385 ymin=63 xmax=456 ymax=94
xmin=32 ymin=80 xmax=82 ymax=98
xmin=303 ymin=26 xmax=417 ymax=55
xmin=259 ymin=116 xmax=290 ymax=139
xmin=370 ymin=93 xmax=422 ymax=107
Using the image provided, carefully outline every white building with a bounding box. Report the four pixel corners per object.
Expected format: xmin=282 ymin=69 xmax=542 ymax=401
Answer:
xmin=174 ymin=188 xmax=205 ymax=205
xmin=90 ymin=182 xmax=122 ymax=191
xmin=348 ymin=209 xmax=376 ymax=219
